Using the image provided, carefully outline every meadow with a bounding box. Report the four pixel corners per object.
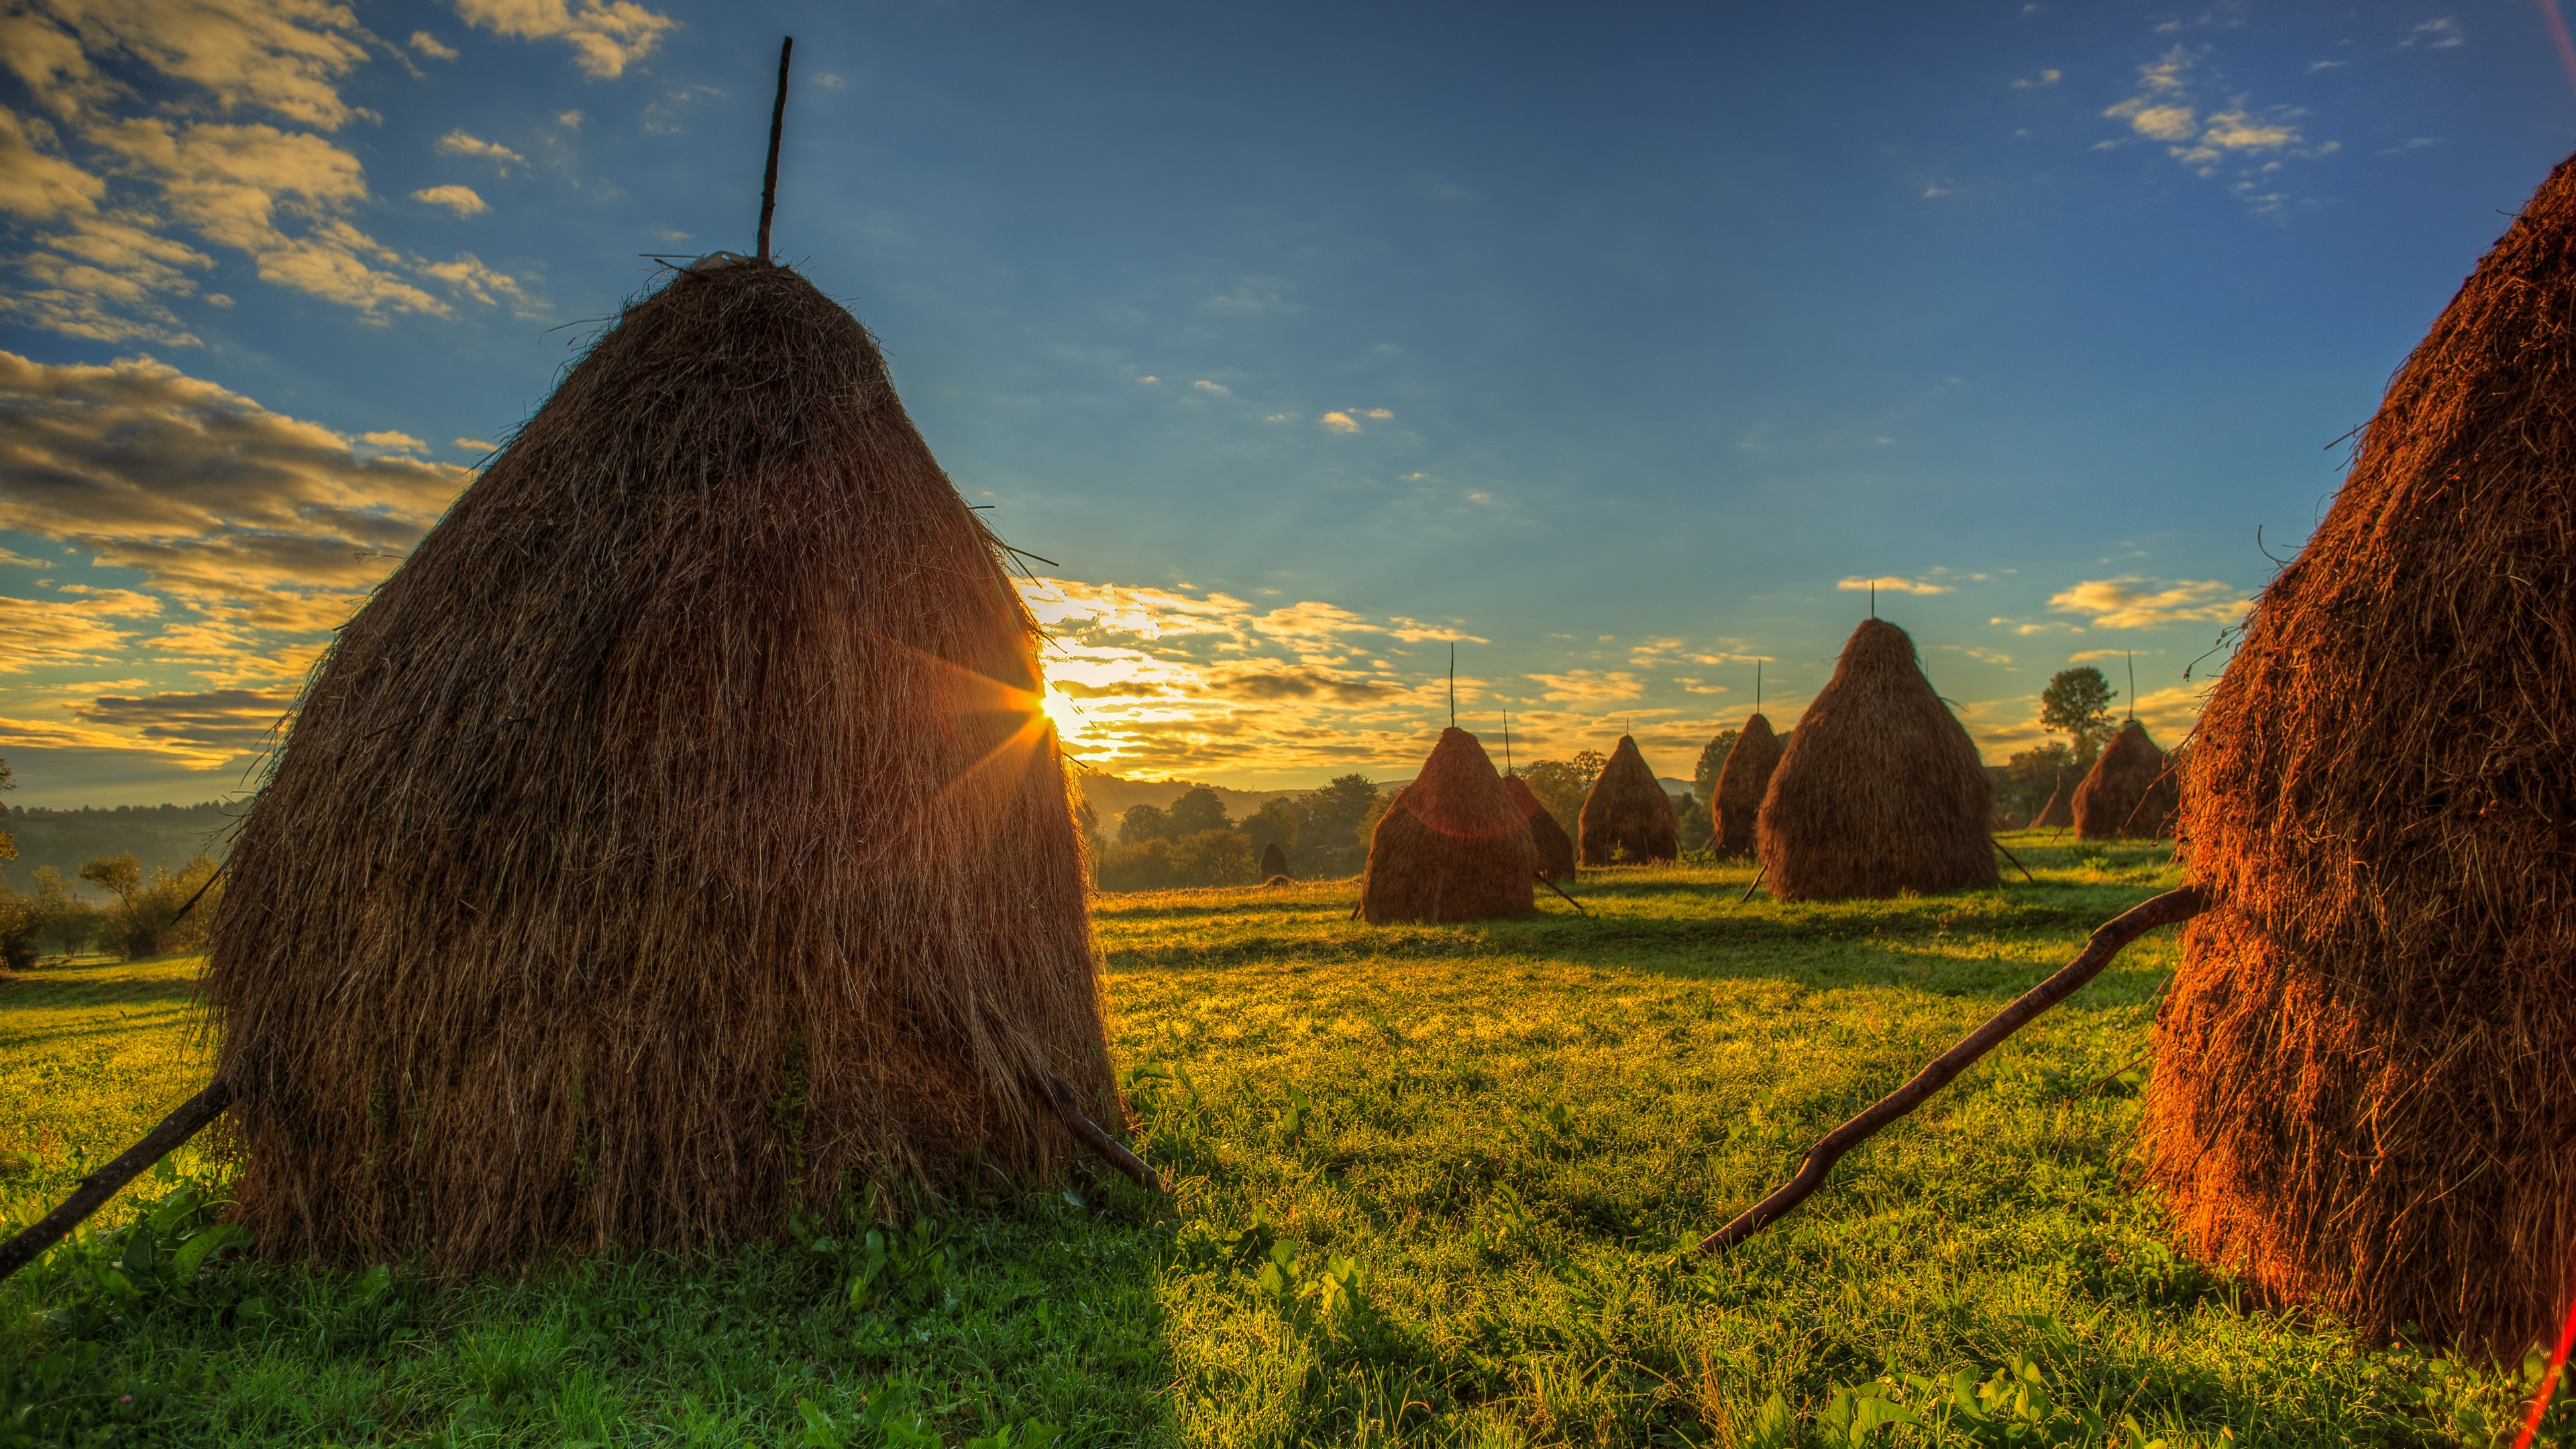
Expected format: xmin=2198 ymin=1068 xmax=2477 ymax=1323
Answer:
xmin=0 ymin=835 xmax=2558 ymax=1447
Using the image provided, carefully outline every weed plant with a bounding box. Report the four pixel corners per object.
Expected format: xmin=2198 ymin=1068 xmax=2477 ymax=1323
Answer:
xmin=1 ymin=837 xmax=2564 ymax=1445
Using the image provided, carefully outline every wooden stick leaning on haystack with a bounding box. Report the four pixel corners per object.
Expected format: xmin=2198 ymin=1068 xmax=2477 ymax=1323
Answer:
xmin=1692 ymin=885 xmax=2205 ymax=1254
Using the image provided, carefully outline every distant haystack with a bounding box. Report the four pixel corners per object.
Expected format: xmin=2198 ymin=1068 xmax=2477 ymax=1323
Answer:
xmin=1503 ymin=773 xmax=1577 ymax=882
xmin=1711 ymin=714 xmax=1781 ymax=858
xmin=1579 ymin=736 xmax=1678 ymax=866
xmin=205 ymin=259 xmax=1112 ymax=1270
xmin=1756 ymin=619 xmax=1998 ymax=900
xmin=1359 ymin=728 xmax=1537 ymax=924
xmin=2074 ymin=720 xmax=2178 ymax=839
xmin=1258 ymin=841 xmax=1290 ymax=880
xmin=2035 ymin=780 xmax=2074 ymax=830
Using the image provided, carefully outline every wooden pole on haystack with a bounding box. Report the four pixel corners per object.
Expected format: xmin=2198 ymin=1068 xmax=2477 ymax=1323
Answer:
xmin=757 ymin=38 xmax=792 ymax=262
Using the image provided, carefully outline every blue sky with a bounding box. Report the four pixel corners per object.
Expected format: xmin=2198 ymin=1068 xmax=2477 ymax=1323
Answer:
xmin=1 ymin=0 xmax=2569 ymax=806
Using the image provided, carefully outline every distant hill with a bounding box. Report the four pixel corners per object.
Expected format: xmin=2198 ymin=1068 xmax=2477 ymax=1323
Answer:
xmin=1 ymin=804 xmax=241 ymax=899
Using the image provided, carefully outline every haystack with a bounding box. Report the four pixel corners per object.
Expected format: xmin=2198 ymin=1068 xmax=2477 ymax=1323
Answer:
xmin=2142 ymin=152 xmax=2576 ymax=1349
xmin=206 ymin=258 xmax=1114 ymax=1269
xmin=1711 ymin=713 xmax=1781 ymax=857
xmin=1359 ymin=728 xmax=1536 ymax=924
xmin=1258 ymin=841 xmax=1290 ymax=880
xmin=2035 ymin=780 xmax=2073 ymax=830
xmin=2073 ymin=720 xmax=2178 ymax=839
xmin=1503 ymin=773 xmax=1576 ymax=882
xmin=1578 ymin=736 xmax=1677 ymax=865
xmin=1756 ymin=619 xmax=1996 ymax=900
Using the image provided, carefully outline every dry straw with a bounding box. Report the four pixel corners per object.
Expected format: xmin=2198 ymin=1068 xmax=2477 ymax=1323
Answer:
xmin=206 ymin=259 xmax=1114 ymax=1270
xmin=1579 ymin=735 xmax=1678 ymax=866
xmin=1503 ymin=773 xmax=1577 ymax=882
xmin=2073 ymin=720 xmax=2178 ymax=839
xmin=2035 ymin=780 xmax=2074 ymax=830
xmin=1258 ymin=841 xmax=1290 ymax=881
xmin=1713 ymin=714 xmax=1782 ymax=858
xmin=1756 ymin=619 xmax=1996 ymax=900
xmin=2143 ymin=152 xmax=2576 ymax=1350
xmin=1360 ymin=728 xmax=1536 ymax=924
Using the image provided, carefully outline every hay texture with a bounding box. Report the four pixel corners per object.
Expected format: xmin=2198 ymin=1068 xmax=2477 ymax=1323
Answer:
xmin=1578 ymin=736 xmax=1677 ymax=866
xmin=1503 ymin=773 xmax=1577 ymax=882
xmin=2142 ymin=154 xmax=2576 ymax=1350
xmin=206 ymin=260 xmax=1112 ymax=1270
xmin=1756 ymin=619 xmax=1997 ymax=900
xmin=2073 ymin=721 xmax=2179 ymax=839
xmin=1712 ymin=714 xmax=1782 ymax=858
xmin=1359 ymin=729 xmax=1536 ymax=924
xmin=1258 ymin=841 xmax=1290 ymax=880
xmin=2035 ymin=782 xmax=2074 ymax=830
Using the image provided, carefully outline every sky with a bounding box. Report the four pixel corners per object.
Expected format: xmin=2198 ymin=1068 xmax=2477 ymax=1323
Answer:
xmin=1 ymin=0 xmax=2571 ymax=807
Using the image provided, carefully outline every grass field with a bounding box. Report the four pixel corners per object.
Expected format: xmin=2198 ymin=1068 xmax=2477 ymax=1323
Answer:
xmin=0 ymin=835 xmax=2557 ymax=1446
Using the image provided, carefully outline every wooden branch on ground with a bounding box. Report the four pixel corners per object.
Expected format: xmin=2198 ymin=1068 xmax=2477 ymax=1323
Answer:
xmin=1042 ymin=1073 xmax=1161 ymax=1192
xmin=1690 ymin=885 xmax=2207 ymax=1256
xmin=0 ymin=1081 xmax=236 ymax=1284
xmin=1535 ymin=873 xmax=1588 ymax=915
xmin=1739 ymin=863 xmax=1768 ymax=903
xmin=1991 ymin=835 xmax=2037 ymax=883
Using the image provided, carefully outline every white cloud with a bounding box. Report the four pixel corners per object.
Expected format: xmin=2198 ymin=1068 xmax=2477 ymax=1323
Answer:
xmin=1320 ymin=411 xmax=1361 ymax=434
xmin=557 ymin=109 xmax=586 ymax=129
xmin=449 ymin=0 xmax=679 ymax=79
xmin=409 ymin=32 xmax=460 ymax=60
xmin=1837 ymin=575 xmax=1953 ymax=596
xmin=419 ymin=252 xmax=539 ymax=314
xmin=411 ymin=184 xmax=487 ymax=217
xmin=2012 ymin=68 xmax=2061 ymax=88
xmin=1192 ymin=379 xmax=1229 ymax=395
xmin=641 ymin=85 xmax=724 ymax=134
xmin=2047 ymin=577 xmax=2243 ymax=629
xmin=2101 ymin=44 xmax=2327 ymax=191
xmin=1363 ymin=407 xmax=1392 ymax=419
xmin=1525 ymin=669 xmax=1646 ymax=703
xmin=455 ymin=437 xmax=496 ymax=451
xmin=2404 ymin=17 xmax=2464 ymax=49
xmin=435 ymin=129 xmax=525 ymax=172
xmin=0 ymin=351 xmax=474 ymax=700
xmin=0 ymin=106 xmax=103 ymax=219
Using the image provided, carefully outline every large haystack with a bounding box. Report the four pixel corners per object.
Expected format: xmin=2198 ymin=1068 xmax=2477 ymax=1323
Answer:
xmin=2073 ymin=721 xmax=2178 ymax=839
xmin=1578 ymin=736 xmax=1677 ymax=865
xmin=1360 ymin=729 xmax=1536 ymax=924
xmin=207 ymin=259 xmax=1114 ymax=1269
xmin=1756 ymin=620 xmax=1996 ymax=900
xmin=1712 ymin=714 xmax=1781 ymax=858
xmin=2141 ymin=153 xmax=2576 ymax=1349
xmin=2035 ymin=780 xmax=2073 ymax=830
xmin=1503 ymin=773 xmax=1576 ymax=882
xmin=1258 ymin=841 xmax=1290 ymax=880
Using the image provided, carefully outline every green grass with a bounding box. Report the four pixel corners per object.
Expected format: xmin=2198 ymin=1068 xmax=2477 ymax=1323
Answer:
xmin=0 ymin=835 xmax=2559 ymax=1446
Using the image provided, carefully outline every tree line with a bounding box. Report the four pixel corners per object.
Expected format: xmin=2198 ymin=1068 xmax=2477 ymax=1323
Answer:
xmin=0 ymin=762 xmax=225 ymax=969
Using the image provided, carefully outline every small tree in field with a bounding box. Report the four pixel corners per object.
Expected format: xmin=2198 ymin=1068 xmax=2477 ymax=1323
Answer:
xmin=79 ymin=851 xmax=221 ymax=959
xmin=1693 ymin=731 xmax=1737 ymax=808
xmin=2041 ymin=667 xmax=2118 ymax=765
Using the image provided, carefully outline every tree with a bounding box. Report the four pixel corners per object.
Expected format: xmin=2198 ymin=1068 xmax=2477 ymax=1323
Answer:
xmin=1693 ymin=731 xmax=1738 ymax=807
xmin=1292 ymin=775 xmax=1378 ymax=875
xmin=1169 ymin=828 xmax=1254 ymax=886
xmin=1676 ymin=792 xmax=1713 ymax=853
xmin=79 ymin=851 xmax=142 ymax=910
xmin=0 ymin=755 xmax=14 ymax=863
xmin=2040 ymin=667 xmax=2118 ymax=763
xmin=1118 ymin=803 xmax=1173 ymax=847
xmin=1240 ymin=798 xmax=1299 ymax=859
xmin=1167 ymin=786 xmax=1229 ymax=838
xmin=2000 ymin=741 xmax=2082 ymax=822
